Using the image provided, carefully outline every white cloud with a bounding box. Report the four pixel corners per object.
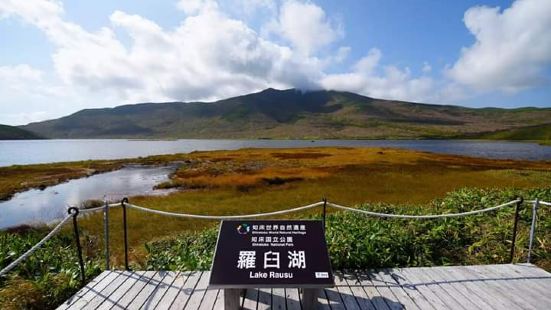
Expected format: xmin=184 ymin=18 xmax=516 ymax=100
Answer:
xmin=0 ymin=65 xmax=43 ymax=89
xmin=272 ymin=0 xmax=341 ymax=55
xmin=447 ymin=0 xmax=551 ymax=93
xmin=177 ymin=0 xmax=219 ymax=15
xmin=0 ymin=0 xmax=328 ymax=105
xmin=322 ymin=49 xmax=439 ymax=102
xmin=2 ymin=0 xmax=549 ymax=126
xmin=422 ymin=62 xmax=432 ymax=73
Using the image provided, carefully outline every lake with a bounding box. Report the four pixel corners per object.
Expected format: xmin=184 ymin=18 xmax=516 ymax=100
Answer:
xmin=0 ymin=165 xmax=175 ymax=229
xmin=1 ymin=139 xmax=549 ymax=229
xmin=0 ymin=139 xmax=550 ymax=167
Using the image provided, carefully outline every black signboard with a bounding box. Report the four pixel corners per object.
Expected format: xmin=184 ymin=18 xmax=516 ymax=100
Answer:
xmin=209 ymin=220 xmax=334 ymax=288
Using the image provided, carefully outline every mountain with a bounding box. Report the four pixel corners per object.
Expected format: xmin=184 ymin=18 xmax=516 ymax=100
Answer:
xmin=467 ymin=123 xmax=551 ymax=144
xmin=0 ymin=124 xmax=43 ymax=140
xmin=20 ymin=88 xmax=551 ymax=139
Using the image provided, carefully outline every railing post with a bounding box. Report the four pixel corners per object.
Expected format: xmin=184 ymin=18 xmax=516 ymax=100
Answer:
xmin=122 ymin=197 xmax=129 ymax=271
xmin=103 ymin=197 xmax=110 ymax=270
xmin=509 ymin=197 xmax=523 ymax=263
xmin=322 ymin=197 xmax=327 ymax=231
xmin=527 ymin=199 xmax=539 ymax=263
xmin=68 ymin=207 xmax=86 ymax=286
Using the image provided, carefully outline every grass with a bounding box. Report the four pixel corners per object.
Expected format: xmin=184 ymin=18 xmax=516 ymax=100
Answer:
xmin=144 ymin=187 xmax=551 ymax=271
xmin=2 ymin=187 xmax=550 ymax=309
xmin=464 ymin=123 xmax=551 ymax=145
xmin=0 ymin=160 xmax=125 ymax=201
xmin=71 ymin=147 xmax=551 ymax=265
xmin=1 ymin=147 xmax=551 ymax=309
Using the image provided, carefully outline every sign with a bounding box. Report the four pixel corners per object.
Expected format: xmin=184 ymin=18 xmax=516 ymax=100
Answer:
xmin=209 ymin=220 xmax=334 ymax=288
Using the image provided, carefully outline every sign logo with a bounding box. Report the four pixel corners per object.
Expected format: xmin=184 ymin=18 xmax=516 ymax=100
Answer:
xmin=237 ymin=223 xmax=251 ymax=235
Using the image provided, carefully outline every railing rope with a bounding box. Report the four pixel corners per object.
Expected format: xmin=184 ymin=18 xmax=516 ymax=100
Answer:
xmin=124 ymin=201 xmax=325 ymax=219
xmin=326 ymin=199 xmax=521 ymax=219
xmin=1 ymin=197 xmax=549 ymax=280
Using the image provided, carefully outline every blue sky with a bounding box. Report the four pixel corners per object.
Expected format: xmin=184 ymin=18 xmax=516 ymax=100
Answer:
xmin=0 ymin=0 xmax=550 ymax=125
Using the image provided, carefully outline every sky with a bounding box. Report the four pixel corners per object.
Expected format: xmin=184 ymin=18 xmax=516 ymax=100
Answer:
xmin=1 ymin=0 xmax=550 ymax=125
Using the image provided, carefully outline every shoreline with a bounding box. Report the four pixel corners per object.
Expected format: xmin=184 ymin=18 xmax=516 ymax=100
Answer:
xmin=1 ymin=146 xmax=550 ymax=203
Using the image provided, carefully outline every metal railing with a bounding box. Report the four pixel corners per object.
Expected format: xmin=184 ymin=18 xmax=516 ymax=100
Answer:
xmin=0 ymin=196 xmax=548 ymax=284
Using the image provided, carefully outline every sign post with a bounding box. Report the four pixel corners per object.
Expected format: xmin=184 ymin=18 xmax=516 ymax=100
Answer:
xmin=209 ymin=220 xmax=334 ymax=310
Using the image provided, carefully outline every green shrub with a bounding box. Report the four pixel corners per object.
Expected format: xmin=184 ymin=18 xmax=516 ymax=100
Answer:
xmin=0 ymin=228 xmax=102 ymax=309
xmin=143 ymin=187 xmax=551 ymax=271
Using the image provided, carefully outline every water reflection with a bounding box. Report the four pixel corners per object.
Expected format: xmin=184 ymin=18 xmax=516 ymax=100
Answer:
xmin=0 ymin=165 xmax=175 ymax=229
xmin=0 ymin=139 xmax=549 ymax=167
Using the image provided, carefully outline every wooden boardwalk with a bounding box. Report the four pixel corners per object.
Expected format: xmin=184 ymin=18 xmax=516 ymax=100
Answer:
xmin=58 ymin=264 xmax=551 ymax=310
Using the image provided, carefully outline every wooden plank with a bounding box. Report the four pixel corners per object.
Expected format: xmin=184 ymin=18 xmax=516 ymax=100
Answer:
xmin=353 ymin=270 xmax=392 ymax=310
xmin=504 ymin=264 xmax=551 ymax=296
xmin=242 ymin=289 xmax=259 ymax=310
xmin=153 ymin=272 xmax=188 ymax=310
xmin=464 ymin=265 xmax=548 ymax=309
xmin=463 ymin=265 xmax=535 ymax=308
xmin=334 ymin=271 xmax=361 ymax=310
xmin=131 ymin=271 xmax=167 ymax=309
xmin=363 ymin=269 xmax=403 ymax=310
xmin=168 ymin=271 xmax=203 ymax=310
xmin=257 ymin=288 xmax=272 ymax=310
xmin=375 ymin=270 xmax=420 ymax=310
xmin=442 ymin=266 xmax=515 ymax=310
xmin=396 ymin=268 xmax=452 ymax=310
xmin=418 ymin=267 xmax=481 ymax=310
xmin=66 ymin=271 xmax=123 ymax=310
xmin=97 ymin=271 xmax=145 ymax=310
xmin=427 ymin=267 xmax=492 ymax=310
xmin=112 ymin=271 xmax=158 ymax=309
xmin=408 ymin=267 xmax=469 ymax=310
xmin=483 ymin=264 xmax=551 ymax=300
xmin=57 ymin=271 xmax=110 ymax=310
xmin=454 ymin=266 xmax=525 ymax=309
xmin=341 ymin=271 xmax=376 ymax=310
xmin=197 ymin=288 xmax=219 ymax=310
xmin=285 ymin=288 xmax=301 ymax=310
xmin=317 ymin=289 xmax=331 ymax=310
xmin=140 ymin=271 xmax=179 ymax=310
xmin=185 ymin=272 xmax=211 ymax=310
xmin=380 ymin=269 xmax=434 ymax=310
xmin=212 ymin=288 xmax=224 ymax=310
xmin=60 ymin=266 xmax=551 ymax=310
xmin=272 ymin=288 xmax=286 ymax=310
xmin=325 ymin=285 xmax=345 ymax=310
xmin=86 ymin=270 xmax=135 ymax=309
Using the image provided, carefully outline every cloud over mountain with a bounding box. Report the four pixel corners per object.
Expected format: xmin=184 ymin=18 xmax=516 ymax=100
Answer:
xmin=0 ymin=0 xmax=550 ymax=125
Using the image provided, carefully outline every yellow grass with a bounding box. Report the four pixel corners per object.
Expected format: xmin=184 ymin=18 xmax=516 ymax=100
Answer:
xmin=68 ymin=147 xmax=551 ymax=265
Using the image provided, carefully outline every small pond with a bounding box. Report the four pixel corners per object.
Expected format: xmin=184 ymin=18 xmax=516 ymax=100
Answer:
xmin=0 ymin=165 xmax=175 ymax=229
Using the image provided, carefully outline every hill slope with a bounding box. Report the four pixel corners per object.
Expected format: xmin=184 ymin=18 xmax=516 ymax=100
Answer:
xmin=0 ymin=124 xmax=43 ymax=140
xmin=470 ymin=123 xmax=551 ymax=144
xmin=21 ymin=88 xmax=551 ymax=139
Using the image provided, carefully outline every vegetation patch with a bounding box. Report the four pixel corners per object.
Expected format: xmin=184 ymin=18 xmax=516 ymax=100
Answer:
xmin=270 ymin=152 xmax=332 ymax=159
xmin=1 ymin=186 xmax=550 ymax=309
xmin=2 ymin=147 xmax=551 ymax=309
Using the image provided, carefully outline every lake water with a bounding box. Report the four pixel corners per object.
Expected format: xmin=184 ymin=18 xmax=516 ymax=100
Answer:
xmin=1 ymin=139 xmax=549 ymax=229
xmin=0 ymin=139 xmax=550 ymax=167
xmin=0 ymin=165 xmax=175 ymax=229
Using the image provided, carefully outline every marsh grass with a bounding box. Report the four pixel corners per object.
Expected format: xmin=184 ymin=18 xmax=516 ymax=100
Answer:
xmin=74 ymin=148 xmax=551 ymax=262
xmin=1 ymin=187 xmax=550 ymax=309
xmin=143 ymin=187 xmax=551 ymax=270
xmin=2 ymin=147 xmax=551 ymax=309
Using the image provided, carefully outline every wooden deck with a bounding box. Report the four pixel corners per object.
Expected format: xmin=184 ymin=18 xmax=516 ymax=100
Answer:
xmin=58 ymin=264 xmax=551 ymax=310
